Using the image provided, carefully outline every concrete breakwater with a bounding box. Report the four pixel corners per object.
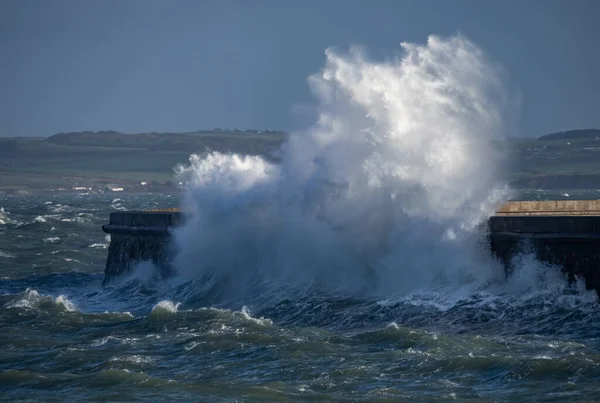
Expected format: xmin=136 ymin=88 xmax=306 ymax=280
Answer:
xmin=102 ymin=200 xmax=600 ymax=295
xmin=101 ymin=210 xmax=183 ymax=286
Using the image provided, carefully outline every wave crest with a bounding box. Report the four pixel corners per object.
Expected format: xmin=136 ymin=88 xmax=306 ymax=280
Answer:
xmin=5 ymin=288 xmax=78 ymax=312
xmin=169 ymin=35 xmax=560 ymax=307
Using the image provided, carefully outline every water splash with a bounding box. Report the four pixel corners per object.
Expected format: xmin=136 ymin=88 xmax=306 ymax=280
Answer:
xmin=0 ymin=207 xmax=17 ymax=225
xmin=149 ymin=300 xmax=181 ymax=318
xmin=173 ymin=35 xmax=515 ymax=302
xmin=5 ymin=288 xmax=78 ymax=312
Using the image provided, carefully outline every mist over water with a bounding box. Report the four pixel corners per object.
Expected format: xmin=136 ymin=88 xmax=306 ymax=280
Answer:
xmin=173 ymin=35 xmax=515 ymax=302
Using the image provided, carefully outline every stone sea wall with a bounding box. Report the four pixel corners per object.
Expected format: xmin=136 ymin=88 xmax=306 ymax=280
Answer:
xmin=102 ymin=202 xmax=600 ymax=295
xmin=102 ymin=211 xmax=183 ymax=285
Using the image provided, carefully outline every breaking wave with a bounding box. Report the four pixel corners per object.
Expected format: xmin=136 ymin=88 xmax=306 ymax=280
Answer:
xmin=4 ymin=288 xmax=78 ymax=312
xmin=0 ymin=207 xmax=17 ymax=225
xmin=169 ymin=34 xmax=532 ymax=306
xmin=149 ymin=300 xmax=181 ymax=318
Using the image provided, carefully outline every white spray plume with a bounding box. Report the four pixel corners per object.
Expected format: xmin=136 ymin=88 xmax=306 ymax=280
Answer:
xmin=173 ymin=35 xmax=512 ymax=299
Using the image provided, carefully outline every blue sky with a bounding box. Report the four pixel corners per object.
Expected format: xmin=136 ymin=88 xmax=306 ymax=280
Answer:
xmin=1 ymin=0 xmax=598 ymax=137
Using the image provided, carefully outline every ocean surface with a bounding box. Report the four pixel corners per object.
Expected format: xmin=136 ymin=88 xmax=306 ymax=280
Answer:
xmin=1 ymin=191 xmax=600 ymax=402
xmin=4 ymin=35 xmax=600 ymax=402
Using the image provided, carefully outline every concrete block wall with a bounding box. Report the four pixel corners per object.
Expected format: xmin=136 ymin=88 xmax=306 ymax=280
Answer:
xmin=102 ymin=211 xmax=181 ymax=285
xmin=101 ymin=202 xmax=600 ymax=295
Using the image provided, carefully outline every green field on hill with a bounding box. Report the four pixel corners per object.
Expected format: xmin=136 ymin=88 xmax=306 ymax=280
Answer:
xmin=1 ymin=129 xmax=600 ymax=192
xmin=0 ymin=130 xmax=286 ymax=191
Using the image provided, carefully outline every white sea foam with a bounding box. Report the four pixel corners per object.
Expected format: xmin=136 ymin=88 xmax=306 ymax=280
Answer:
xmin=149 ymin=300 xmax=181 ymax=317
xmin=110 ymin=200 xmax=127 ymax=211
xmin=55 ymin=295 xmax=77 ymax=312
xmin=91 ymin=335 xmax=140 ymax=347
xmin=49 ymin=204 xmax=71 ymax=213
xmin=5 ymin=288 xmax=78 ymax=312
xmin=172 ymin=34 xmax=516 ymax=301
xmin=64 ymin=258 xmax=81 ymax=263
xmin=0 ymin=250 xmax=15 ymax=258
xmin=109 ymin=355 xmax=154 ymax=364
xmin=0 ymin=207 xmax=16 ymax=225
xmin=239 ymin=306 xmax=273 ymax=326
xmin=184 ymin=341 xmax=202 ymax=351
xmin=61 ymin=215 xmax=92 ymax=223
xmin=32 ymin=214 xmax=63 ymax=224
xmin=109 ymin=311 xmax=135 ymax=319
xmin=43 ymin=237 xmax=60 ymax=243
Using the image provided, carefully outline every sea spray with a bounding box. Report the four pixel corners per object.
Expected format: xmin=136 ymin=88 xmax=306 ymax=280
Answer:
xmin=173 ymin=35 xmax=513 ymax=301
xmin=0 ymin=207 xmax=16 ymax=225
xmin=5 ymin=288 xmax=78 ymax=312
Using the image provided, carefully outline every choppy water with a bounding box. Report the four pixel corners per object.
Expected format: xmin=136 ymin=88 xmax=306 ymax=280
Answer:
xmin=1 ymin=192 xmax=600 ymax=402
xmin=4 ymin=34 xmax=600 ymax=402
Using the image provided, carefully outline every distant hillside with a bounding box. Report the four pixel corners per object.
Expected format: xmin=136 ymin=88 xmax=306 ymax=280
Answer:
xmin=47 ymin=129 xmax=288 ymax=152
xmin=538 ymin=129 xmax=600 ymax=141
xmin=0 ymin=129 xmax=289 ymax=192
xmin=2 ymin=128 xmax=600 ymax=192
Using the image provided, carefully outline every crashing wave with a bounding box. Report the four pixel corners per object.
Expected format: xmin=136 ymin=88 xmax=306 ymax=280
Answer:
xmin=171 ymin=34 xmax=515 ymax=302
xmin=5 ymin=288 xmax=78 ymax=312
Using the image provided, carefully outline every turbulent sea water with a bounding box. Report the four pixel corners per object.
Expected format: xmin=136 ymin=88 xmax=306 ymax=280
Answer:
xmin=3 ymin=35 xmax=600 ymax=402
xmin=1 ymin=192 xmax=600 ymax=403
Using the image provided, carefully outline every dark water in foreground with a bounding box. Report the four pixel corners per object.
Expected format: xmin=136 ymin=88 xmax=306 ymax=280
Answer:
xmin=2 ymin=192 xmax=600 ymax=402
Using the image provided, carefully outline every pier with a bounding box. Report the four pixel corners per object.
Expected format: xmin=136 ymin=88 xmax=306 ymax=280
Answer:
xmin=102 ymin=210 xmax=183 ymax=285
xmin=490 ymin=200 xmax=600 ymax=292
xmin=102 ymin=201 xmax=600 ymax=294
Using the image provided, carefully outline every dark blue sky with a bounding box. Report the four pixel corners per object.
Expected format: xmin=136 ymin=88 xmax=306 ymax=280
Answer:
xmin=1 ymin=0 xmax=598 ymax=137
